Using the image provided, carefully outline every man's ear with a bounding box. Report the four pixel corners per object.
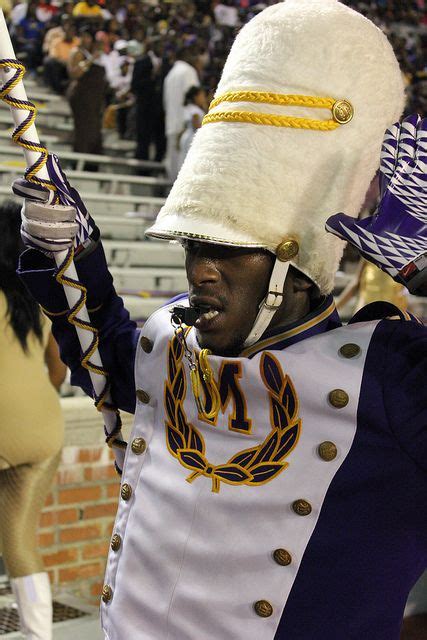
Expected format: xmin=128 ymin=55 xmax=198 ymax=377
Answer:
xmin=293 ymin=276 xmax=312 ymax=293
xmin=291 ymin=268 xmax=314 ymax=293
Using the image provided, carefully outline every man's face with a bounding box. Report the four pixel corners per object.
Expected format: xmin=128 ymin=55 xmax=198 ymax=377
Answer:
xmin=81 ymin=33 xmax=93 ymax=49
xmin=184 ymin=240 xmax=274 ymax=356
xmin=64 ymin=22 xmax=76 ymax=39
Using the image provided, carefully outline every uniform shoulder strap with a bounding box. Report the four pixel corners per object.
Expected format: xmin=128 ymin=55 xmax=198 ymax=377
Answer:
xmin=349 ymin=301 xmax=422 ymax=325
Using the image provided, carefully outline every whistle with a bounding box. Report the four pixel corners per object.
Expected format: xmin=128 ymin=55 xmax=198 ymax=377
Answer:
xmin=170 ymin=305 xmax=207 ymax=326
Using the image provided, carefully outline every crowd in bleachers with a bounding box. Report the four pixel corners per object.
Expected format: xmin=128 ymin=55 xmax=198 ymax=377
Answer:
xmin=1 ymin=0 xmax=426 ymax=174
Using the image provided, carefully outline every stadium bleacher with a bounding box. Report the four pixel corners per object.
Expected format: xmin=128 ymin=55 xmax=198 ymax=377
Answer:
xmin=0 ymin=141 xmax=164 ymax=172
xmin=0 ymin=83 xmax=186 ymax=329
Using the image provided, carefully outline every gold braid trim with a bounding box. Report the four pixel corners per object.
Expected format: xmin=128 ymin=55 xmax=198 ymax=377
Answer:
xmin=165 ymin=335 xmax=301 ymax=493
xmin=40 ymin=306 xmax=69 ymax=317
xmin=40 ymin=302 xmax=103 ymax=317
xmin=203 ymin=91 xmax=353 ymax=130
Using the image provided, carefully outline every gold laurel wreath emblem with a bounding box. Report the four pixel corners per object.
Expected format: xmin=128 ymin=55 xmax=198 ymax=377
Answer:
xmin=164 ymin=335 xmax=301 ymax=493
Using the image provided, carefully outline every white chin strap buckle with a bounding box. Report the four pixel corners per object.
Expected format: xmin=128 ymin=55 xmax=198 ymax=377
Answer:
xmin=243 ymin=240 xmax=299 ymax=348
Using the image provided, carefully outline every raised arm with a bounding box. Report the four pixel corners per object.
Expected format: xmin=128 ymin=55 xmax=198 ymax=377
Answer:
xmin=326 ymin=115 xmax=427 ymax=297
xmin=18 ymin=222 xmax=138 ymax=414
xmin=45 ymin=329 xmax=67 ymax=392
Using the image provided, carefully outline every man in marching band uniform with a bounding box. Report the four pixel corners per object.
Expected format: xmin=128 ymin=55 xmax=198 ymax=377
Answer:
xmin=14 ymin=0 xmax=427 ymax=638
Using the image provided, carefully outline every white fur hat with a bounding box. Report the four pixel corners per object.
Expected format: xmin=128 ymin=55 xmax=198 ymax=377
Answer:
xmin=146 ymin=0 xmax=404 ymax=293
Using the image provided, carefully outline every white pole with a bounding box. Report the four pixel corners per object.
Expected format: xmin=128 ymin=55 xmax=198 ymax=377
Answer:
xmin=0 ymin=10 xmax=47 ymax=177
xmin=0 ymin=10 xmax=126 ymax=471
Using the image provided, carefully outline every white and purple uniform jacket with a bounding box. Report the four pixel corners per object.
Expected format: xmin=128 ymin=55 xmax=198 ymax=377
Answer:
xmin=19 ymin=242 xmax=427 ymax=640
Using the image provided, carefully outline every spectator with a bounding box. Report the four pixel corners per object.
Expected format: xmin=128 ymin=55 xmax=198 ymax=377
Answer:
xmin=163 ymin=45 xmax=199 ymax=180
xmin=0 ymin=0 xmax=12 ymax=18
xmin=35 ymin=0 xmax=58 ymax=24
xmin=42 ymin=17 xmax=64 ymax=55
xmin=213 ymin=0 xmax=239 ymax=28
xmin=131 ymin=42 xmax=166 ymax=163
xmin=61 ymin=0 xmax=74 ymax=17
xmin=15 ymin=2 xmax=44 ymax=70
xmin=0 ymin=202 xmax=65 ymax=640
xmin=178 ymin=84 xmax=207 ymax=170
xmin=72 ymin=0 xmax=103 ymax=20
xmin=67 ymin=28 xmax=107 ymax=158
xmin=10 ymin=0 xmax=27 ymax=26
xmin=103 ymin=38 xmax=131 ymax=89
xmin=43 ymin=17 xmax=80 ymax=93
xmin=112 ymin=56 xmax=134 ymax=139
xmin=95 ymin=16 xmax=126 ymax=56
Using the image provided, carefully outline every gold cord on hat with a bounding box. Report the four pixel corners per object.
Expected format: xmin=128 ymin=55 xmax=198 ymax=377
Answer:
xmin=203 ymin=92 xmax=353 ymax=130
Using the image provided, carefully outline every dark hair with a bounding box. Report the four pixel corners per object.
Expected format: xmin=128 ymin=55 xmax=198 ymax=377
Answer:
xmin=184 ymin=85 xmax=202 ymax=105
xmin=61 ymin=14 xmax=74 ymax=25
xmin=0 ymin=201 xmax=43 ymax=352
xmin=78 ymin=26 xmax=96 ymax=39
xmin=176 ymin=43 xmax=198 ymax=62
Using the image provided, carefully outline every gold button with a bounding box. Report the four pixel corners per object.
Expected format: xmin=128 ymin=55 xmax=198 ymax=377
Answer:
xmin=328 ymin=389 xmax=349 ymax=408
xmin=332 ymin=99 xmax=354 ymax=124
xmin=276 ymin=239 xmax=299 ymax=262
xmin=140 ymin=336 xmax=153 ymax=353
xmin=292 ymin=499 xmax=312 ymax=516
xmin=339 ymin=343 xmax=361 ymax=358
xmin=254 ymin=600 xmax=273 ymax=617
xmin=121 ymin=483 xmax=132 ymax=501
xmin=110 ymin=534 xmax=122 ymax=552
xmin=318 ymin=441 xmax=338 ymax=461
xmin=136 ymin=389 xmax=150 ymax=404
xmin=101 ymin=584 xmax=113 ymax=603
xmin=131 ymin=437 xmax=147 ymax=455
xmin=273 ymin=548 xmax=292 ymax=566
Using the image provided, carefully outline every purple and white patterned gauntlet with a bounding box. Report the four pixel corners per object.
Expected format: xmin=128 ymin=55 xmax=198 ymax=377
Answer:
xmin=13 ymin=153 xmax=96 ymax=257
xmin=326 ymin=115 xmax=427 ymax=294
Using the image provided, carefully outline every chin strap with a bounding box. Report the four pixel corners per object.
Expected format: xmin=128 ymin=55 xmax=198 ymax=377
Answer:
xmin=243 ymin=239 xmax=299 ymax=348
xmin=243 ymin=257 xmax=290 ymax=347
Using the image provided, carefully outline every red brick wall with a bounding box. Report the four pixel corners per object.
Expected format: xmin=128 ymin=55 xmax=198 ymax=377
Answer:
xmin=39 ymin=443 xmax=121 ymax=605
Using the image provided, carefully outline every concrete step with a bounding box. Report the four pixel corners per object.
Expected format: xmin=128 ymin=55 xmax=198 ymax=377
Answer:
xmin=3 ymin=615 xmax=103 ymax=639
xmin=0 ymin=587 xmax=103 ymax=639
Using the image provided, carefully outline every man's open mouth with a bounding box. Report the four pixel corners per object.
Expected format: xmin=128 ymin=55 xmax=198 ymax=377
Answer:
xmin=190 ymin=297 xmax=224 ymax=329
xmin=198 ymin=308 xmax=219 ymax=321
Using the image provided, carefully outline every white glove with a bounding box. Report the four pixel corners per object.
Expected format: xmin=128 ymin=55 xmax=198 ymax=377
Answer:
xmin=21 ymin=199 xmax=79 ymax=255
xmin=13 ymin=153 xmax=96 ymax=257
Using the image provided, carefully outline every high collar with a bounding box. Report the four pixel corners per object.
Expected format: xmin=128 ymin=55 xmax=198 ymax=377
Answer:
xmin=239 ymin=295 xmax=341 ymax=359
